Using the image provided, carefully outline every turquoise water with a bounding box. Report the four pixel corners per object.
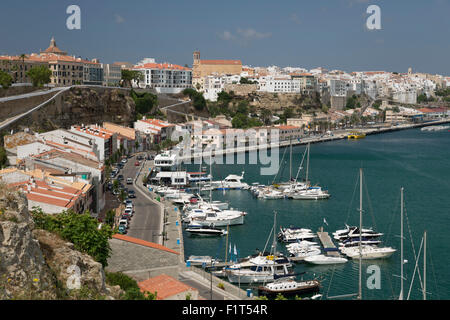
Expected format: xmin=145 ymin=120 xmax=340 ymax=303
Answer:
xmin=182 ymin=128 xmax=450 ymax=300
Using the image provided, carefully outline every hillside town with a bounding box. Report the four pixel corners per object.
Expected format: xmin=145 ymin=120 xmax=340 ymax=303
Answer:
xmin=1 ymin=35 xmax=450 ymax=302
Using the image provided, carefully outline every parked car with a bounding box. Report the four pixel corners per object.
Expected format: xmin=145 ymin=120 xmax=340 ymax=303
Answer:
xmin=125 ymin=204 xmax=134 ymax=213
xmin=126 ymin=178 xmax=133 ymax=185
xmin=128 ymin=190 xmax=136 ymax=198
xmin=124 ymin=208 xmax=133 ymax=217
xmin=119 ymin=219 xmax=128 ymax=229
xmin=121 ymin=158 xmax=127 ymax=164
xmin=123 ymin=199 xmax=133 ymax=206
xmin=135 ymin=161 xmax=140 ymax=166
xmin=118 ymin=225 xmax=127 ymax=234
xmin=117 ymin=175 xmax=124 ymax=181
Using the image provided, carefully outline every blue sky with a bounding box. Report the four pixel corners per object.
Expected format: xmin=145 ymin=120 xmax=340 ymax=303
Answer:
xmin=1 ymin=0 xmax=449 ymax=75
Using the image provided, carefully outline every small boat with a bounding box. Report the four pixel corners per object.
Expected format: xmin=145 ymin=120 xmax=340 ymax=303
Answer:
xmin=347 ymin=131 xmax=366 ymax=139
xmin=333 ymin=225 xmax=383 ymax=241
xmin=289 ymin=187 xmax=330 ymax=200
xmin=225 ymin=254 xmax=294 ymax=284
xmin=211 ymin=172 xmax=249 ymax=190
xmin=278 ymin=227 xmax=316 ymax=243
xmin=257 ymin=277 xmax=321 ymax=298
xmin=304 ymin=254 xmax=348 ymax=265
xmin=186 ymin=255 xmax=218 ymax=266
xmin=185 ymin=225 xmax=228 ymax=236
xmin=260 ymin=189 xmax=285 ymax=200
xmin=340 ymin=245 xmax=396 ymax=260
xmin=188 ymin=209 xmax=246 ymax=227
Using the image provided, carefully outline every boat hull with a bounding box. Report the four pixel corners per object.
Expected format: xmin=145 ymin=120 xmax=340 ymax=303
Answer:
xmin=257 ymin=281 xmax=320 ymax=298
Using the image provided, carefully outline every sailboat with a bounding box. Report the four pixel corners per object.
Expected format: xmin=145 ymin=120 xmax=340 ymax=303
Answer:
xmin=225 ymin=211 xmax=294 ymax=284
xmin=340 ymin=169 xmax=396 ymax=260
xmin=288 ymin=143 xmax=330 ymax=200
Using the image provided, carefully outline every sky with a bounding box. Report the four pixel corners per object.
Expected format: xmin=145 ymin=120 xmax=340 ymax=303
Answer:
xmin=1 ymin=0 xmax=449 ymax=75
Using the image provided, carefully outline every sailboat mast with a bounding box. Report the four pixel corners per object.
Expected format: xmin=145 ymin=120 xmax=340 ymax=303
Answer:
xmin=272 ymin=211 xmax=277 ymax=255
xmin=289 ymin=138 xmax=292 ymax=181
xmin=225 ymin=224 xmax=229 ymax=264
xmin=358 ymin=168 xmax=363 ymax=300
xmin=305 ymin=143 xmax=310 ymax=184
xmin=423 ymin=230 xmax=427 ymax=300
xmin=400 ymin=187 xmax=404 ymax=300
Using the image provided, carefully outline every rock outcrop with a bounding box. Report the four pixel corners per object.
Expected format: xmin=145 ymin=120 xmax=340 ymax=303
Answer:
xmin=0 ymin=186 xmax=123 ymax=300
xmin=5 ymin=87 xmax=136 ymax=133
xmin=0 ymin=188 xmax=58 ymax=299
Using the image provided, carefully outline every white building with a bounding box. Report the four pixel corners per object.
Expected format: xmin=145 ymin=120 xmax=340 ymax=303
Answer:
xmin=133 ymin=62 xmax=192 ymax=94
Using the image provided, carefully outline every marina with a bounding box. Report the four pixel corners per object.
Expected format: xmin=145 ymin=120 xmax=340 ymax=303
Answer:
xmin=179 ymin=127 xmax=447 ymax=299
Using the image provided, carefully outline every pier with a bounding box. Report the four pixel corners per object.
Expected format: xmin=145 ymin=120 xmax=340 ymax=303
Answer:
xmin=317 ymin=227 xmax=340 ymax=257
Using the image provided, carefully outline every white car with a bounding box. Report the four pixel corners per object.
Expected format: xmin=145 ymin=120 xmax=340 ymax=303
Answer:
xmin=119 ymin=219 xmax=128 ymax=229
xmin=121 ymin=158 xmax=127 ymax=164
xmin=126 ymin=178 xmax=133 ymax=185
xmin=124 ymin=208 xmax=133 ymax=217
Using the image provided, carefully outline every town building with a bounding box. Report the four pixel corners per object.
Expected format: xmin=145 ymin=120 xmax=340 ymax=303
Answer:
xmin=138 ymin=274 xmax=199 ymax=300
xmin=192 ymin=51 xmax=242 ymax=79
xmin=0 ymin=168 xmax=92 ymax=214
xmin=134 ymin=118 xmax=176 ymax=144
xmin=132 ymin=62 xmax=192 ymax=93
xmin=102 ymin=63 xmax=122 ymax=86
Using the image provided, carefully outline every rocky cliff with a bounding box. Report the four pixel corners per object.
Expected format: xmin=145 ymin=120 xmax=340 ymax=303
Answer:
xmin=0 ymin=186 xmax=123 ymax=300
xmin=4 ymin=87 xmax=136 ymax=133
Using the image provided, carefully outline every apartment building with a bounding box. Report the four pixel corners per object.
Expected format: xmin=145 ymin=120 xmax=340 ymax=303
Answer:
xmin=133 ymin=62 xmax=192 ymax=93
xmin=102 ymin=63 xmax=122 ymax=86
xmin=0 ymin=55 xmax=49 ymax=84
xmin=134 ymin=118 xmax=176 ymax=144
xmin=70 ymin=125 xmax=117 ymax=161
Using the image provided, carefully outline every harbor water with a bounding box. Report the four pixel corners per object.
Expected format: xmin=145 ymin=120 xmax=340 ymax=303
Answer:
xmin=182 ymin=128 xmax=450 ymax=300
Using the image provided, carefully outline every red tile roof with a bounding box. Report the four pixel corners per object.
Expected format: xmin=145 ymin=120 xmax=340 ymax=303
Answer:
xmin=138 ymin=274 xmax=197 ymax=300
xmin=112 ymin=234 xmax=180 ymax=255
xmin=200 ymin=59 xmax=242 ymax=65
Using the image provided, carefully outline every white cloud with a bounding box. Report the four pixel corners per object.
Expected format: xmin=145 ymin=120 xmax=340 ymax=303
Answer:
xmin=114 ymin=14 xmax=125 ymax=24
xmin=218 ymin=30 xmax=235 ymax=41
xmin=236 ymin=28 xmax=272 ymax=39
xmin=290 ymin=13 xmax=301 ymax=25
xmin=219 ymin=28 xmax=271 ymax=44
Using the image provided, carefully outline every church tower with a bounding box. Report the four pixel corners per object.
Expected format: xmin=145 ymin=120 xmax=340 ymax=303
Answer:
xmin=193 ymin=51 xmax=201 ymax=78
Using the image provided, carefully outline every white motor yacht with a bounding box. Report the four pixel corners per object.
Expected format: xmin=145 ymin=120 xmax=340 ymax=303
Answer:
xmin=188 ymin=209 xmax=246 ymax=227
xmin=211 ymin=172 xmax=249 ymax=190
xmin=340 ymin=245 xmax=396 ymax=260
xmin=289 ymin=187 xmax=330 ymax=200
xmin=226 ymin=254 xmax=293 ymax=284
xmin=304 ymin=254 xmax=348 ymax=265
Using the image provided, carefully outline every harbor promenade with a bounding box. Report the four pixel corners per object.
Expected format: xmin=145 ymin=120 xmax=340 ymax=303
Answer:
xmin=176 ymin=119 xmax=450 ymax=162
xmin=134 ymin=159 xmax=254 ymax=300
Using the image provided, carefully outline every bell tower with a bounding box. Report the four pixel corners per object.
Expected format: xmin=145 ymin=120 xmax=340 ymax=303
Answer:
xmin=193 ymin=51 xmax=201 ymax=78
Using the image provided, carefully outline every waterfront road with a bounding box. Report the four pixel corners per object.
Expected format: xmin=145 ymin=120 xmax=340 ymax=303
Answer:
xmin=119 ymin=155 xmax=162 ymax=244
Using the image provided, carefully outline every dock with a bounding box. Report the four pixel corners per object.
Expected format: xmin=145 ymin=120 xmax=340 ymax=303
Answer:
xmin=317 ymin=227 xmax=341 ymax=257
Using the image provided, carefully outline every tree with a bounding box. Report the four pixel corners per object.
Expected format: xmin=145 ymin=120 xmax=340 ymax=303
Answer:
xmin=260 ymin=109 xmax=273 ymax=125
xmin=0 ymin=70 xmax=13 ymax=89
xmin=121 ymin=70 xmax=143 ymax=88
xmin=105 ymin=271 xmax=156 ymax=300
xmin=131 ymin=89 xmax=158 ymax=115
xmin=19 ymin=54 xmax=27 ymax=83
xmin=26 ymin=65 xmax=52 ymax=87
xmin=31 ymin=208 xmax=114 ymax=267
xmin=239 ymin=77 xmax=257 ymax=85
xmin=0 ymin=146 xmax=9 ymax=168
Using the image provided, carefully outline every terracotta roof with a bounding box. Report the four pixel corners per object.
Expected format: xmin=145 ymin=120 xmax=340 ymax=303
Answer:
xmin=112 ymin=234 xmax=180 ymax=255
xmin=138 ymin=274 xmax=197 ymax=300
xmin=200 ymin=59 xmax=242 ymax=65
